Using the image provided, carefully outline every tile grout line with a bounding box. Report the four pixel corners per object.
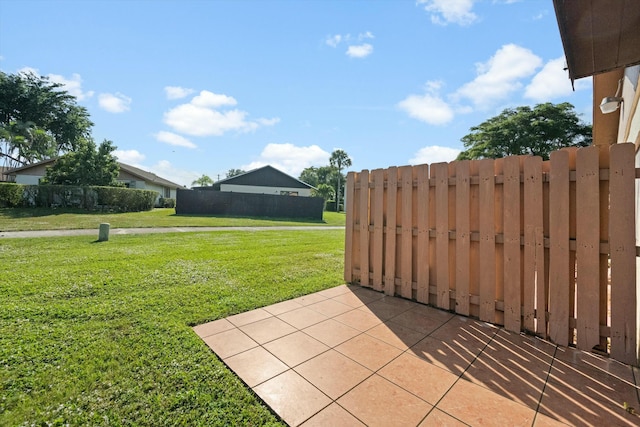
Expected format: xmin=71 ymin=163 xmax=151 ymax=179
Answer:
xmin=530 ymin=343 xmax=559 ymax=426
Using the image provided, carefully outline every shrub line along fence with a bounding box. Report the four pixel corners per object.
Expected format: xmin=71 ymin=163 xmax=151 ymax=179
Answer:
xmin=344 ymin=143 xmax=638 ymax=365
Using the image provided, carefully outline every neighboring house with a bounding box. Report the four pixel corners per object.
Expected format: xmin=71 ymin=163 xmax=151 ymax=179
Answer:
xmin=3 ymin=159 xmax=183 ymax=205
xmin=210 ymin=165 xmax=315 ymax=197
xmin=0 ymin=166 xmax=9 ymax=182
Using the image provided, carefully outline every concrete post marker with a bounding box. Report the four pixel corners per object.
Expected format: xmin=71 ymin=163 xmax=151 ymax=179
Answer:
xmin=98 ymin=223 xmax=110 ymax=242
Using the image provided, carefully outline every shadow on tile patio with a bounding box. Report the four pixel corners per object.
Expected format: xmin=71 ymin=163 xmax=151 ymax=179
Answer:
xmin=194 ymin=285 xmax=640 ymax=426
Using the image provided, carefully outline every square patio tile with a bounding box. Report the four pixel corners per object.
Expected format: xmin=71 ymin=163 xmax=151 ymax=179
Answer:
xmin=335 ymin=333 xmax=403 ymax=371
xmin=538 ymin=359 xmax=640 ymax=426
xmin=365 ymin=321 xmax=429 ymax=350
xmin=378 ymin=353 xmax=458 ymax=405
xmin=408 ymin=335 xmax=484 ymax=377
xmin=223 ymin=346 xmax=288 ymax=387
xmin=358 ymin=296 xmax=416 ymax=320
xmin=291 ymin=292 xmax=328 ymax=306
xmin=226 ymin=308 xmax=272 ymax=327
xmin=263 ymin=331 xmax=329 ymax=367
xmin=334 ymin=309 xmax=383 ymax=332
xmin=437 ymin=379 xmax=536 ymax=426
xmin=337 ymin=374 xmax=432 ymax=427
xmin=419 ymin=409 xmax=467 ymax=426
xmin=554 ymin=345 xmax=635 ymax=383
xmin=429 ymin=316 xmax=499 ymax=347
xmin=263 ymin=299 xmax=304 ymax=316
xmin=253 ymin=370 xmax=331 ymax=427
xmin=307 ymin=299 xmax=354 ymax=317
xmin=202 ymin=328 xmax=258 ymax=359
xmin=532 ymin=412 xmax=572 ymax=426
xmin=239 ymin=316 xmax=297 ymax=344
xmin=350 ymin=286 xmax=385 ymax=304
xmin=316 ymin=284 xmax=352 ymax=298
xmin=462 ymin=330 xmax=555 ymax=410
xmin=389 ymin=307 xmax=452 ymax=335
xmin=329 ymin=291 xmax=371 ymax=308
xmin=295 ymin=349 xmax=372 ymax=400
xmin=277 ymin=306 xmax=328 ymax=330
xmin=301 ymin=403 xmax=366 ymax=426
xmin=303 ymin=319 xmax=361 ymax=347
xmin=192 ymin=318 xmax=235 ymax=338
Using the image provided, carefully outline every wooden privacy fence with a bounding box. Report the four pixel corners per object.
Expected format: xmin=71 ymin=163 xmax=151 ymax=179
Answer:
xmin=344 ymin=143 xmax=638 ymax=365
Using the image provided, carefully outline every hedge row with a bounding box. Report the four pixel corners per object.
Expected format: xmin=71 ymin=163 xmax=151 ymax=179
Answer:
xmin=0 ymin=183 xmax=158 ymax=212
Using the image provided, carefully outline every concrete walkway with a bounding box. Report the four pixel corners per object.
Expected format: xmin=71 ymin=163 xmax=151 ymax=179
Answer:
xmin=0 ymin=226 xmax=344 ymax=239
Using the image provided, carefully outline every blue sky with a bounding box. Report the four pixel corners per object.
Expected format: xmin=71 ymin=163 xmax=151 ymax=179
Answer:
xmin=0 ymin=0 xmax=592 ymax=186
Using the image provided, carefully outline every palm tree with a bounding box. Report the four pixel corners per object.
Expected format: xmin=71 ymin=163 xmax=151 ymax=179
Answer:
xmin=329 ymin=149 xmax=352 ymax=212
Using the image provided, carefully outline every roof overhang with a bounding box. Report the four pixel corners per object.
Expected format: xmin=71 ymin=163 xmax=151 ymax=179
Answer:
xmin=553 ymin=0 xmax=640 ymax=83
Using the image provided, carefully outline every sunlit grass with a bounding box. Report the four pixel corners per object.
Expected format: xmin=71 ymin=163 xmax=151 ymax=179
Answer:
xmin=0 ymin=207 xmax=346 ymax=231
xmin=0 ymin=229 xmax=345 ymax=426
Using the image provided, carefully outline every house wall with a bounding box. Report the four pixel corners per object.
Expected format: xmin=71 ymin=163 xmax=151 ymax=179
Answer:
xmin=220 ymin=184 xmax=312 ymax=197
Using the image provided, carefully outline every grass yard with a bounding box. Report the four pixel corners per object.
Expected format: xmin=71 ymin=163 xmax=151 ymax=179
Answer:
xmin=0 ymin=229 xmax=345 ymax=426
xmin=0 ymin=208 xmax=346 ymax=232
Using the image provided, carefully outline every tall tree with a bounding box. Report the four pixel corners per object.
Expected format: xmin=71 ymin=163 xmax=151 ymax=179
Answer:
xmin=0 ymin=71 xmax=93 ymax=169
xmin=329 ymin=149 xmax=352 ymax=212
xmin=42 ymin=139 xmax=120 ymax=186
xmin=226 ymin=168 xmax=246 ymax=178
xmin=457 ymin=102 xmax=592 ymax=161
xmin=191 ymin=174 xmax=213 ymax=187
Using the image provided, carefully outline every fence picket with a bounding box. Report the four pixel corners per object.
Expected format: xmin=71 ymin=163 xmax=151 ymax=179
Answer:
xmin=401 ymin=166 xmax=413 ymax=299
xmin=359 ymin=170 xmax=370 ymax=288
xmin=416 ymin=164 xmax=430 ymax=303
xmin=434 ymin=163 xmax=450 ymax=310
xmin=503 ymin=156 xmax=521 ymax=332
xmin=384 ymin=167 xmax=398 ymax=296
xmin=609 ymin=143 xmax=637 ymax=365
xmin=455 ymin=161 xmax=470 ymax=315
xmin=344 ymin=172 xmax=355 ymax=283
xmin=523 ymin=156 xmax=543 ymax=334
xmin=576 ymin=146 xmax=600 ymax=351
xmin=549 ymin=150 xmax=570 ymax=346
xmin=479 ymin=159 xmax=496 ymax=323
xmin=372 ymin=169 xmax=384 ymax=291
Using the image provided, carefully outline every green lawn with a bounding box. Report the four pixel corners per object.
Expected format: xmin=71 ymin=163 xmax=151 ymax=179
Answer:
xmin=0 ymin=208 xmax=346 ymax=231
xmin=0 ymin=229 xmax=345 ymax=426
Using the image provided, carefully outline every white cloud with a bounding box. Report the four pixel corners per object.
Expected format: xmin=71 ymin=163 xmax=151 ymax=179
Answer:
xmin=242 ymin=143 xmax=330 ymax=178
xmin=326 ymin=34 xmax=342 ymax=47
xmin=191 ymin=90 xmax=237 ymax=108
xmin=418 ymin=0 xmax=478 ymax=26
xmin=347 ymin=43 xmax=373 ymax=58
xmin=48 ymin=73 xmax=94 ymax=101
xmin=18 ymin=67 xmax=94 ymax=101
xmin=455 ymin=44 xmax=542 ymax=109
xmin=154 ymin=131 xmax=197 ymax=149
xmin=409 ymin=145 xmax=461 ymax=165
xmin=163 ymin=91 xmax=278 ymax=137
xmin=148 ymin=160 xmax=199 ymax=187
xmin=98 ymin=92 xmax=132 ymax=113
xmin=164 ymin=86 xmax=194 ymax=100
xmin=398 ymin=80 xmax=454 ymax=125
xmin=113 ymin=149 xmax=146 ymax=165
xmin=358 ymin=31 xmax=375 ymax=40
xmin=524 ymin=56 xmax=590 ymax=101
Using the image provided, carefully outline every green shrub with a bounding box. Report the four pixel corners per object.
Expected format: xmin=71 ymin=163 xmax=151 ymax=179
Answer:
xmin=0 ymin=183 xmax=25 ymax=207
xmin=159 ymin=197 xmax=175 ymax=208
xmin=5 ymin=184 xmax=157 ymax=212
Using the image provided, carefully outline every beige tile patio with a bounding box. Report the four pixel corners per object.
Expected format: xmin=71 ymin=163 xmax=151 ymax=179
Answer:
xmin=223 ymin=346 xmax=288 ymax=387
xmin=437 ymin=379 xmax=536 ymax=426
xmin=238 ymin=316 xmax=297 ymax=344
xmin=408 ymin=335 xmax=483 ymax=377
xmin=335 ymin=333 xmax=403 ymax=371
xmin=307 ymin=298 xmax=354 ymax=317
xmin=192 ymin=318 xmax=235 ymax=338
xmin=419 ymin=409 xmax=468 ymax=426
xmin=337 ymin=374 xmax=433 ymax=427
xmin=263 ymin=331 xmax=329 ymax=367
xmin=295 ymin=349 xmax=372 ymax=399
xmin=378 ymin=352 xmax=458 ymax=405
xmin=333 ymin=308 xmax=383 ymax=332
xmin=253 ymin=370 xmax=331 ymax=427
xmin=358 ymin=296 xmax=416 ymax=320
xmin=277 ymin=306 xmax=328 ymax=329
xmin=302 ymin=319 xmax=361 ymax=347
xmin=202 ymin=328 xmax=258 ymax=359
xmin=365 ymin=321 xmax=429 ymax=350
xmin=301 ymin=402 xmax=366 ymax=426
xmin=226 ymin=308 xmax=272 ymax=327
xmin=263 ymin=298 xmax=304 ymax=316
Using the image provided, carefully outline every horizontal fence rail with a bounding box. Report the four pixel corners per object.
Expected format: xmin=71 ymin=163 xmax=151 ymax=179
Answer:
xmin=344 ymin=144 xmax=638 ymax=365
